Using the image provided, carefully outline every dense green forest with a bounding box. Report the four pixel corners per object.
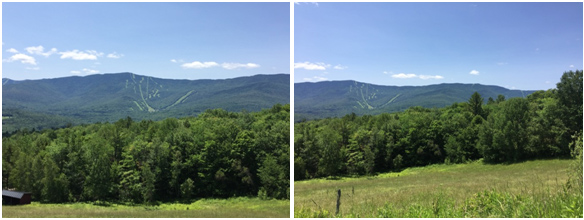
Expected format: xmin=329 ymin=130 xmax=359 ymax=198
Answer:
xmin=294 ymin=70 xmax=582 ymax=180
xmin=2 ymin=104 xmax=290 ymax=203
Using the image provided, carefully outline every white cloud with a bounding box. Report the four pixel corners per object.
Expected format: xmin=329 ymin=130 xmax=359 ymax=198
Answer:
xmin=44 ymin=48 xmax=58 ymax=57
xmin=82 ymin=68 xmax=99 ymax=74
xmin=295 ymin=2 xmax=318 ymax=6
xmin=60 ymin=50 xmax=102 ymax=60
xmin=419 ymin=75 xmax=444 ymax=80
xmin=25 ymin=46 xmax=44 ymax=54
xmin=106 ymin=52 xmax=124 ymax=59
xmin=391 ymin=72 xmax=444 ymax=80
xmin=181 ymin=61 xmax=219 ymax=69
xmin=391 ymin=73 xmax=417 ymax=79
xmin=170 ymin=59 xmax=185 ymax=63
xmin=25 ymin=46 xmax=57 ymax=57
xmin=180 ymin=61 xmax=261 ymax=70
xmin=469 ymin=70 xmax=480 ymax=75
xmin=86 ymin=50 xmax=104 ymax=57
xmin=303 ymin=76 xmax=328 ymax=82
xmin=70 ymin=68 xmax=99 ymax=74
xmin=3 ymin=53 xmax=37 ymax=65
xmin=294 ymin=62 xmax=344 ymax=70
xmin=6 ymin=48 xmax=19 ymax=53
xmin=294 ymin=62 xmax=330 ymax=70
xmin=570 ymin=64 xmax=575 ymax=68
xmin=221 ymin=62 xmax=260 ymax=70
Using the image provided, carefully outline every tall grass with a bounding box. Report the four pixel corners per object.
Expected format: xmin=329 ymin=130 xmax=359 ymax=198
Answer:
xmin=294 ymin=159 xmax=581 ymax=218
xmin=296 ymin=187 xmax=582 ymax=218
xmin=3 ymin=197 xmax=290 ymax=218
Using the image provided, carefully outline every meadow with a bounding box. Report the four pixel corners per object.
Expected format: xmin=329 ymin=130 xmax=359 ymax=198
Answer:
xmin=2 ymin=197 xmax=290 ymax=218
xmin=294 ymin=159 xmax=582 ymax=217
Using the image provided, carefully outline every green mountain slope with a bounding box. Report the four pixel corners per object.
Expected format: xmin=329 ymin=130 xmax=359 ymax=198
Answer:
xmin=2 ymin=73 xmax=290 ymax=133
xmin=295 ymin=80 xmax=535 ymax=120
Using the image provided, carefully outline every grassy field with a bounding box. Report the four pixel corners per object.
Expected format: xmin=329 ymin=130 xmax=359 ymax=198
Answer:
xmin=3 ymin=197 xmax=290 ymax=218
xmin=294 ymin=159 xmax=582 ymax=217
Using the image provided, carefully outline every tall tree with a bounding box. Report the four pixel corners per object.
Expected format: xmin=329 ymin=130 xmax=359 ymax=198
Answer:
xmin=496 ymin=94 xmax=506 ymax=103
xmin=487 ymin=97 xmax=495 ymax=105
xmin=257 ymin=155 xmax=287 ymax=199
xmin=478 ymin=98 xmax=531 ymax=163
xmin=468 ymin=92 xmax=485 ymax=118
xmin=556 ymin=70 xmax=583 ymax=136
xmin=41 ymin=156 xmax=69 ymax=203
xmin=317 ymin=127 xmax=343 ymax=177
xmin=83 ymin=138 xmax=113 ymax=201
xmin=141 ymin=162 xmax=156 ymax=204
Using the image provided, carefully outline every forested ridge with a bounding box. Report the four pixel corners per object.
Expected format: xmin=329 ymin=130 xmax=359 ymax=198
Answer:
xmin=295 ymin=80 xmax=534 ymax=120
xmin=294 ymin=70 xmax=583 ymax=180
xmin=2 ymin=73 xmax=289 ymax=133
xmin=2 ymin=104 xmax=290 ymax=203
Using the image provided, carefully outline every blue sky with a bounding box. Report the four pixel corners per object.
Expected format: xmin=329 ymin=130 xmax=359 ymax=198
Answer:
xmin=294 ymin=2 xmax=583 ymax=90
xmin=2 ymin=2 xmax=289 ymax=80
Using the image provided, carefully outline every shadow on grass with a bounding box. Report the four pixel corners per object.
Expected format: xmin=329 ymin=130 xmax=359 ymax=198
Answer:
xmin=93 ymin=201 xmax=111 ymax=207
xmin=480 ymin=156 xmax=574 ymax=165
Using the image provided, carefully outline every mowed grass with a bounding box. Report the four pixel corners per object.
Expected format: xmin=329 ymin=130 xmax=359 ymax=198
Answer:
xmin=295 ymin=159 xmax=580 ymax=217
xmin=3 ymin=197 xmax=290 ymax=218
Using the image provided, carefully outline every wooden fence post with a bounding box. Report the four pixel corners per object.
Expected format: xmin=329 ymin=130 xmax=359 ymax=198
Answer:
xmin=336 ymin=189 xmax=341 ymax=216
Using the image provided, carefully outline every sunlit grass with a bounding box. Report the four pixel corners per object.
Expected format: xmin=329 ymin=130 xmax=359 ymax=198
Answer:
xmin=2 ymin=197 xmax=289 ymax=218
xmin=294 ymin=159 xmax=579 ymax=217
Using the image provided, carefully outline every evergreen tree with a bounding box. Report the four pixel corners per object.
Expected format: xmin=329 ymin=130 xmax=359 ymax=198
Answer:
xmin=468 ymin=92 xmax=484 ymax=118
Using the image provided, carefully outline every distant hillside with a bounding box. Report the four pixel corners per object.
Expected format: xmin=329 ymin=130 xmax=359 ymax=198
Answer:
xmin=295 ymin=80 xmax=536 ymax=120
xmin=2 ymin=73 xmax=290 ymax=133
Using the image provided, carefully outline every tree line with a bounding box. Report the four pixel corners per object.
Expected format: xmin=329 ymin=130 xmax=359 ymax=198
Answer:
xmin=2 ymin=104 xmax=290 ymax=203
xmin=294 ymin=70 xmax=582 ymax=180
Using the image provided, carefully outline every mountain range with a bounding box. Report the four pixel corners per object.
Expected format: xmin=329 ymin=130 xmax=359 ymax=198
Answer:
xmin=295 ymin=80 xmax=536 ymax=120
xmin=2 ymin=73 xmax=290 ymax=133
xmin=2 ymin=73 xmax=540 ymax=132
